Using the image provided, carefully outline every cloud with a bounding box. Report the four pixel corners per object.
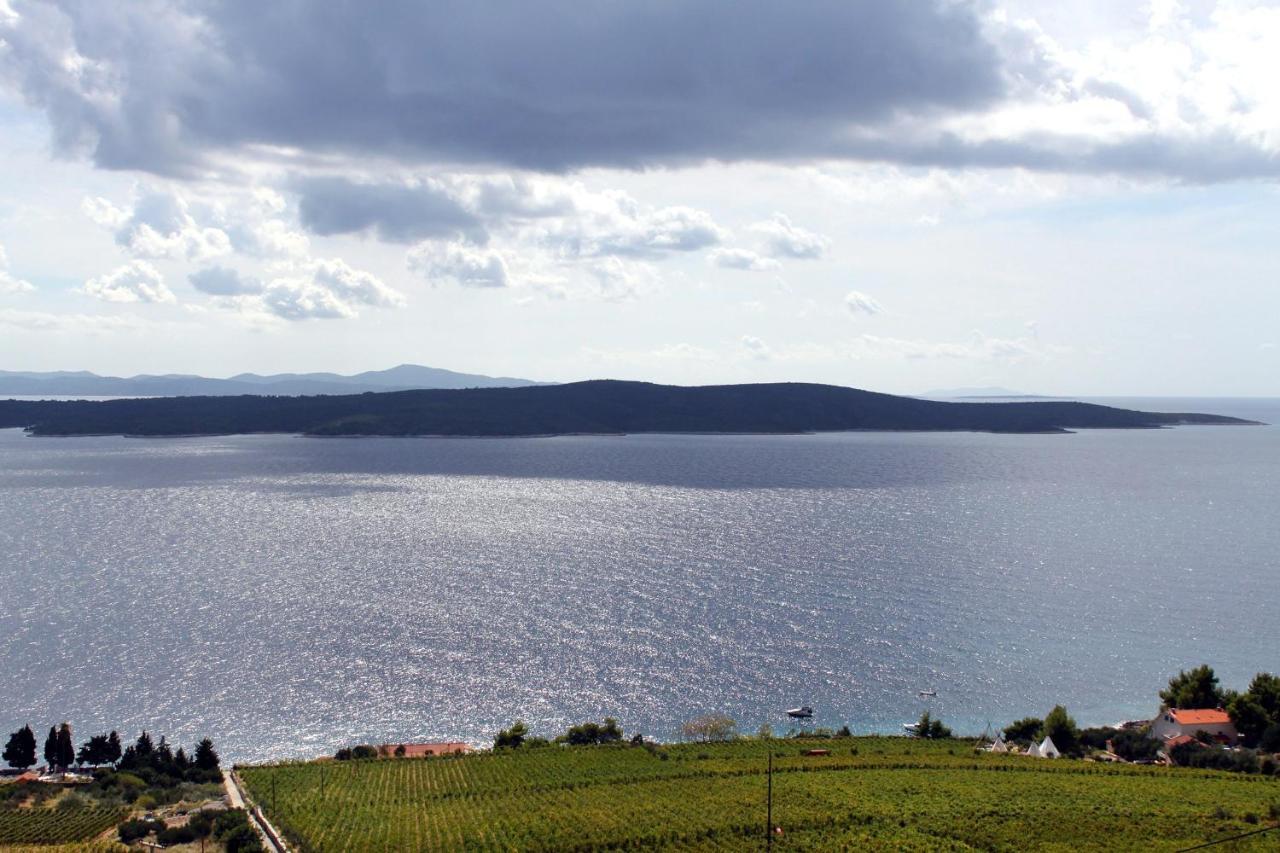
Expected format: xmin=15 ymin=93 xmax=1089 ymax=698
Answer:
xmin=0 ymin=244 xmax=35 ymax=293
xmin=588 ymin=256 xmax=651 ymax=301
xmin=196 ymin=258 xmax=402 ymax=321
xmin=709 ymin=248 xmax=781 ymax=272
xmin=105 ymin=189 xmax=232 ymax=260
xmin=532 ymin=190 xmax=726 ymax=258
xmin=294 ymin=176 xmax=487 ymax=243
xmin=0 ymin=2 xmax=1004 ymax=174
xmin=261 ymin=280 xmax=355 ymax=321
xmin=189 ymin=266 xmax=264 ymax=296
xmin=407 ymin=242 xmax=509 ymax=288
xmin=844 ymin=290 xmax=883 ymax=316
xmin=752 ymin=214 xmax=830 ymax=259
xmin=82 ymin=261 xmax=175 ymax=303
xmin=740 ymin=335 xmax=774 ymax=360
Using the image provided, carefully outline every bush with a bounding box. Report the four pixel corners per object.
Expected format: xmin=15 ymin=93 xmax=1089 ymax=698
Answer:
xmin=557 ymin=718 xmax=624 ymax=746
xmin=1110 ymin=730 xmax=1161 ymax=762
xmin=157 ymin=824 xmax=197 ymax=845
xmin=118 ymin=818 xmax=165 ymax=843
xmin=1003 ymin=717 xmax=1043 ymax=744
xmin=213 ymin=809 xmax=264 ymax=853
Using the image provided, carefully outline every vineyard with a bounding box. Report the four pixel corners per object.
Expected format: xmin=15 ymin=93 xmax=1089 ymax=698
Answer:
xmin=0 ymin=806 xmax=128 ymax=846
xmin=240 ymin=737 xmax=1280 ymax=851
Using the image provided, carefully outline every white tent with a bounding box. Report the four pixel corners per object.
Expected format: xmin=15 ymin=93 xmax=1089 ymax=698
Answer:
xmin=1037 ymin=736 xmax=1061 ymax=758
xmin=1024 ymin=740 xmax=1041 ymax=758
xmin=989 ymin=736 xmax=1009 ymax=754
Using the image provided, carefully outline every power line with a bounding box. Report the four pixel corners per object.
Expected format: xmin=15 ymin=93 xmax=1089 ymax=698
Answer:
xmin=1175 ymin=822 xmax=1279 ymax=851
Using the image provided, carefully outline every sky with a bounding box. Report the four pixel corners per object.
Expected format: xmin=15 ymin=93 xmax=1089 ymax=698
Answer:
xmin=0 ymin=0 xmax=1277 ymax=395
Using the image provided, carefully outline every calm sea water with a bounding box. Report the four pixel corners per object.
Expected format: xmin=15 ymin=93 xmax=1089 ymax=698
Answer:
xmin=1 ymin=397 xmax=1276 ymax=762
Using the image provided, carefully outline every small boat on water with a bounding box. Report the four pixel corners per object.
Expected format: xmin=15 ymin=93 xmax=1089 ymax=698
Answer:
xmin=917 ymin=690 xmax=937 ymax=698
xmin=786 ymin=706 xmax=814 ymax=719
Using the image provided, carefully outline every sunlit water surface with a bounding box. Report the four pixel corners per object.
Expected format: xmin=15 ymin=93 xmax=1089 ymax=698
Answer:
xmin=1 ymin=397 xmax=1276 ymax=761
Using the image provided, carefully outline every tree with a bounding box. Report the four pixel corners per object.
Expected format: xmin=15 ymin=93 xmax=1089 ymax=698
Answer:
xmin=194 ymin=738 xmax=220 ymax=771
xmin=106 ymin=731 xmax=122 ymax=766
xmin=43 ymin=727 xmax=58 ymax=770
xmin=1003 ymin=717 xmax=1044 ymax=744
xmin=1160 ymin=665 xmax=1224 ymax=709
xmin=494 ymin=721 xmax=528 ymax=749
xmin=1040 ymin=706 xmax=1080 ymax=755
xmin=77 ymin=734 xmax=115 ymax=767
xmin=1228 ymin=694 xmax=1271 ymax=747
xmin=393 ymin=744 xmax=406 ymax=758
xmin=916 ymin=711 xmax=951 ymax=739
xmin=682 ymin=714 xmax=737 ymax=742
xmin=558 ymin=718 xmax=624 ymax=746
xmin=1245 ymin=672 xmax=1280 ymax=717
xmin=56 ymin=724 xmax=75 ymax=771
xmin=3 ymin=725 xmax=37 ymax=769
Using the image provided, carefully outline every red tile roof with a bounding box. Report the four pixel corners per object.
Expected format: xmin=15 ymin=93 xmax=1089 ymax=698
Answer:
xmin=1164 ymin=735 xmax=1198 ymax=748
xmin=1170 ymin=708 xmax=1231 ymax=726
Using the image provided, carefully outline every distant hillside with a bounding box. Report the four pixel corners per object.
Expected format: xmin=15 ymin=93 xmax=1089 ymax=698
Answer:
xmin=0 ymin=364 xmax=544 ymax=397
xmin=0 ymin=380 xmax=1256 ymax=437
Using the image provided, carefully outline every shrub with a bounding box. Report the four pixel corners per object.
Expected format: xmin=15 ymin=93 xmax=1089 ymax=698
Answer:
xmin=158 ymin=824 xmax=197 ymax=845
xmin=118 ymin=818 xmax=165 ymax=843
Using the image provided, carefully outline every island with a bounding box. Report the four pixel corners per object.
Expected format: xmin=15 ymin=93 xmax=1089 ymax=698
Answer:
xmin=0 ymin=380 xmax=1258 ymax=437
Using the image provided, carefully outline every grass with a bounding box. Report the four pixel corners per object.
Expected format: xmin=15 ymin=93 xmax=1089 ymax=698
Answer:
xmin=239 ymin=737 xmax=1280 ymax=851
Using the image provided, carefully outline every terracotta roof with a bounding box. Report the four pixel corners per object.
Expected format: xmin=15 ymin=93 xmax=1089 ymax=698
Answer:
xmin=1169 ymin=708 xmax=1231 ymax=725
xmin=1164 ymin=735 xmax=1198 ymax=748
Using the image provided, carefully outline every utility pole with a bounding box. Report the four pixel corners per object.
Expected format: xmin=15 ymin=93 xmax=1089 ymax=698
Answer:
xmin=766 ymin=751 xmax=773 ymax=851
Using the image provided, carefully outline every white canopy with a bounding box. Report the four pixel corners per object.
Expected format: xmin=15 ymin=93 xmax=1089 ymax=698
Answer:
xmin=1038 ymin=736 xmax=1061 ymax=758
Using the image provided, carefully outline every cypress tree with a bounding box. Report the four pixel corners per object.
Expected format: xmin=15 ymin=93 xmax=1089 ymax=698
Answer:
xmin=3 ymin=725 xmax=37 ymax=769
xmin=43 ymin=727 xmax=58 ymax=770
xmin=107 ymin=731 xmax=122 ymax=766
xmin=56 ymin=723 xmax=75 ymax=770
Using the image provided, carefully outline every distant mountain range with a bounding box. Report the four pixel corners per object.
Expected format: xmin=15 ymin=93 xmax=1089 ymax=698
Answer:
xmin=0 ymin=364 xmax=544 ymax=397
xmin=0 ymin=380 xmax=1256 ymax=438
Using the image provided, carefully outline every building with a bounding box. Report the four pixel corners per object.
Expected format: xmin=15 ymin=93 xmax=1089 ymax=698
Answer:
xmin=1149 ymin=708 xmax=1237 ymax=746
xmin=376 ymin=742 xmax=471 ymax=758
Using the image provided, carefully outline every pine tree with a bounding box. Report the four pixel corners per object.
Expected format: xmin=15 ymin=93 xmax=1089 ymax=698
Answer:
xmin=43 ymin=727 xmax=58 ymax=770
xmin=106 ymin=731 xmax=122 ymax=766
xmin=3 ymin=726 xmax=37 ymax=769
xmin=194 ymin=738 xmax=219 ymax=771
xmin=56 ymin=723 xmax=75 ymax=770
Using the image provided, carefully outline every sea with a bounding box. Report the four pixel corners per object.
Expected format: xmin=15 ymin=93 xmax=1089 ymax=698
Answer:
xmin=1 ymin=396 xmax=1276 ymax=762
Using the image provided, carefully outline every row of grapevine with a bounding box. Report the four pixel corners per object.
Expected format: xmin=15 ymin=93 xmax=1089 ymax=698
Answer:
xmin=240 ymin=737 xmax=1280 ymax=851
xmin=0 ymin=807 xmax=129 ymax=845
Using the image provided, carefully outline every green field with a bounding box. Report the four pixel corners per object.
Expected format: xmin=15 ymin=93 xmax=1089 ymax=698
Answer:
xmin=0 ymin=805 xmax=128 ymax=847
xmin=238 ymin=737 xmax=1280 ymax=851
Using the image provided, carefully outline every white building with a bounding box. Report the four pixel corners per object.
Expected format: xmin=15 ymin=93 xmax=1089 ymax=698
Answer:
xmin=1149 ymin=708 xmax=1237 ymax=745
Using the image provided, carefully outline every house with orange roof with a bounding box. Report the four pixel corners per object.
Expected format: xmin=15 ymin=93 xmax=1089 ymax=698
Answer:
xmin=1150 ymin=708 xmax=1237 ymax=746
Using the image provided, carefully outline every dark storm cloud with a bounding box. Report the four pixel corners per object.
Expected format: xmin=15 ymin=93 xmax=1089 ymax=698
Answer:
xmin=293 ymin=177 xmax=487 ymax=243
xmin=0 ymin=0 xmax=1005 ymax=173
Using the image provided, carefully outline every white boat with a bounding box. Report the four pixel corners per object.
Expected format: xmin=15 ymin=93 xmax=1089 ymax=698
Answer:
xmin=917 ymin=690 xmax=937 ymax=698
xmin=902 ymin=722 xmax=921 ymax=734
xmin=786 ymin=706 xmax=814 ymax=719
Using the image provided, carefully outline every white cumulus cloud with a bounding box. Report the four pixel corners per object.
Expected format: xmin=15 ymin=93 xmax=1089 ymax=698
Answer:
xmin=82 ymin=261 xmax=175 ymax=303
xmin=407 ymin=242 xmax=510 ymax=288
xmin=844 ymin=290 xmax=884 ymax=316
xmin=710 ymin=248 xmax=781 ymax=272
xmin=752 ymin=214 xmax=830 ymax=259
